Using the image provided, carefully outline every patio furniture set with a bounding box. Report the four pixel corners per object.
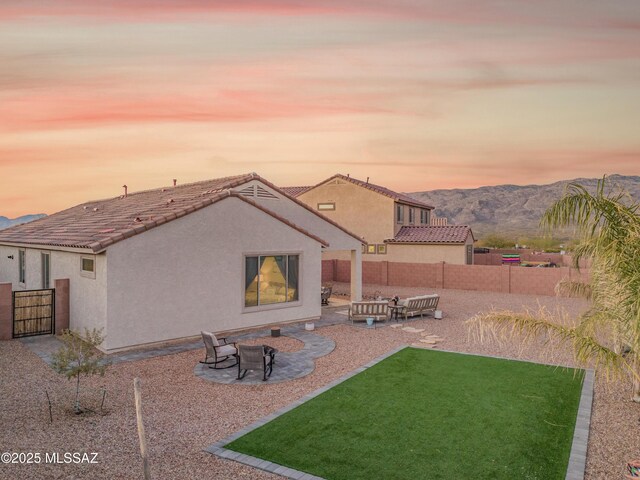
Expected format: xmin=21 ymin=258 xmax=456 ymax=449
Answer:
xmin=348 ymin=294 xmax=441 ymax=326
xmin=200 ymin=331 xmax=277 ymax=381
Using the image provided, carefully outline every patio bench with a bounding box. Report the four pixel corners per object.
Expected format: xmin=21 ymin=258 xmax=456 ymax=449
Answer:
xmin=348 ymin=301 xmax=390 ymax=324
xmin=398 ymin=294 xmax=440 ymax=320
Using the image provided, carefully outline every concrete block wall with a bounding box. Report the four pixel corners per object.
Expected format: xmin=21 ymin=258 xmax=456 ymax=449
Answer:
xmin=322 ymin=259 xmax=591 ymax=297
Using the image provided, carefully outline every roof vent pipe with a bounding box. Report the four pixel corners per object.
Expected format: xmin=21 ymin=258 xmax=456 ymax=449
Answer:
xmin=366 ymin=177 xmax=369 ymax=184
xmin=173 ymin=179 xmax=177 ymax=187
xmin=123 ymin=185 xmax=128 ymax=197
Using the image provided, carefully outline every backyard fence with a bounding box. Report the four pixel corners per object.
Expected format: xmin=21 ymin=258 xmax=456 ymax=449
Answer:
xmin=0 ymin=279 xmax=69 ymax=341
xmin=12 ymin=289 xmax=55 ymax=338
xmin=322 ymin=260 xmax=591 ymax=297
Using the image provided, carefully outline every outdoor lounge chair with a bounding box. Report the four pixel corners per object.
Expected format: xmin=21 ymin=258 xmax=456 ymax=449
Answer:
xmin=237 ymin=345 xmax=274 ymax=381
xmin=200 ymin=331 xmax=238 ymax=369
xmin=398 ymin=294 xmax=440 ymax=320
xmin=348 ymin=301 xmax=390 ymax=324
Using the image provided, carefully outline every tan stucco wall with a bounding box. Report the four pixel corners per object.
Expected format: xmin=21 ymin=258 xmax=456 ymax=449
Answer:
xmin=0 ymin=245 xmax=107 ymax=336
xmin=234 ymin=179 xmax=364 ymax=251
xmin=104 ymin=196 xmax=322 ymax=352
xmin=296 ymin=178 xmax=396 ymax=244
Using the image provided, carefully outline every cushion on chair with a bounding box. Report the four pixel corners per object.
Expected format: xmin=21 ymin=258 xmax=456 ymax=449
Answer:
xmin=216 ymin=344 xmax=237 ymax=356
xmin=202 ymin=331 xmax=220 ymax=346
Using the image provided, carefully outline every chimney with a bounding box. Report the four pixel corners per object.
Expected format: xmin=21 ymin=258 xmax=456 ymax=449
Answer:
xmin=173 ymin=179 xmax=177 ymax=187
xmin=123 ymin=185 xmax=128 ymax=197
xmin=366 ymin=177 xmax=369 ymax=184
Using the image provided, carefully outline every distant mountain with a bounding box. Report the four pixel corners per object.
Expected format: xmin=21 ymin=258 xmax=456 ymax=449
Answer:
xmin=0 ymin=214 xmax=47 ymax=230
xmin=408 ymin=175 xmax=640 ymax=238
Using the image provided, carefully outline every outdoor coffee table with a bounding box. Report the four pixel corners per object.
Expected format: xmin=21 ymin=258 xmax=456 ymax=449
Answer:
xmin=389 ymin=304 xmax=406 ymax=322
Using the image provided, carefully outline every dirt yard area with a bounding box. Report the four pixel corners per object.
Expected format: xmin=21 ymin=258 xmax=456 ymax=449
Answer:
xmin=0 ymin=286 xmax=636 ymax=479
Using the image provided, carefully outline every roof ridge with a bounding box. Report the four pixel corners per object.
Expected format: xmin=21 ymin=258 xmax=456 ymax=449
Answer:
xmin=309 ymin=173 xmax=434 ymax=209
xmin=97 ymin=173 xmax=254 ymax=201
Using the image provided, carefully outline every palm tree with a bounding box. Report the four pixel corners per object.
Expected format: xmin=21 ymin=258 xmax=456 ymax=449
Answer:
xmin=467 ymin=177 xmax=640 ymax=402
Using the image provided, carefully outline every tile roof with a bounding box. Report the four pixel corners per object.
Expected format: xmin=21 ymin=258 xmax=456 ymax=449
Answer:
xmin=311 ymin=174 xmax=434 ymax=209
xmin=386 ymin=225 xmax=473 ymax=244
xmin=0 ymin=173 xmax=330 ymax=252
xmin=281 ymin=186 xmax=312 ymax=197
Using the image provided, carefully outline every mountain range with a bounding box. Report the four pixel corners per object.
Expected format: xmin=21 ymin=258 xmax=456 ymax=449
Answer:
xmin=0 ymin=214 xmax=47 ymax=230
xmin=409 ymin=174 xmax=640 ymax=238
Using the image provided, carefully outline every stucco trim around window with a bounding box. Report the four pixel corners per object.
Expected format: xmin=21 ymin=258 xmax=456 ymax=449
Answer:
xmin=317 ymin=202 xmax=335 ymax=211
xmin=18 ymin=248 xmax=26 ymax=286
xmin=242 ymin=252 xmax=302 ymax=312
xmin=396 ymin=204 xmax=404 ymax=224
xmin=80 ymin=255 xmax=96 ymax=279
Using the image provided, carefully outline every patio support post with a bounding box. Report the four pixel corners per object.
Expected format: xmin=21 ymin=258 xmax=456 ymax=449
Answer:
xmin=350 ymin=249 xmax=362 ymax=301
xmin=0 ymin=283 xmax=12 ymax=340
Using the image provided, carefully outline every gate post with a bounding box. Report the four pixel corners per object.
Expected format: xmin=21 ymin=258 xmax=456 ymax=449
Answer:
xmin=0 ymin=283 xmax=12 ymax=340
xmin=54 ymin=279 xmax=70 ymax=334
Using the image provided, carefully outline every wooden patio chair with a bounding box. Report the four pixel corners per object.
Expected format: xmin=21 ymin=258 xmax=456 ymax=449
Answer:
xmin=200 ymin=331 xmax=238 ymax=369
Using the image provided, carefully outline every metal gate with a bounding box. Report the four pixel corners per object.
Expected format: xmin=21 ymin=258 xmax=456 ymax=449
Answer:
xmin=13 ymin=289 xmax=55 ymax=338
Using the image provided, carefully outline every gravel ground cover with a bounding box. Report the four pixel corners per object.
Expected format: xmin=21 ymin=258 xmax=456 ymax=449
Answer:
xmin=0 ymin=285 xmax=638 ymax=479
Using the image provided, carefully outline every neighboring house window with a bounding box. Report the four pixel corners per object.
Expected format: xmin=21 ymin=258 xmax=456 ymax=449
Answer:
xmin=317 ymin=203 xmax=335 ymax=211
xmin=466 ymin=244 xmax=473 ymax=265
xmin=18 ymin=249 xmax=26 ymax=284
xmin=377 ymin=244 xmax=387 ymax=254
xmin=420 ymin=210 xmax=427 ymax=224
xmin=245 ymin=255 xmax=299 ymax=307
xmin=362 ymin=244 xmax=367 ymax=254
xmin=41 ymin=252 xmax=50 ymax=289
xmin=367 ymin=244 xmax=376 ymax=254
xmin=81 ymin=256 xmax=96 ymax=279
xmin=396 ymin=204 xmax=404 ymax=223
xmin=409 ymin=208 xmax=415 ymax=224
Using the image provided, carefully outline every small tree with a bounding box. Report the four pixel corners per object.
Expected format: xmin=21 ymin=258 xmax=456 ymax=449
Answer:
xmin=51 ymin=328 xmax=109 ymax=413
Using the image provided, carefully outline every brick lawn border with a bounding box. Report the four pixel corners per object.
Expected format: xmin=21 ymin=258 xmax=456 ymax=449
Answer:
xmin=205 ymin=346 xmax=594 ymax=480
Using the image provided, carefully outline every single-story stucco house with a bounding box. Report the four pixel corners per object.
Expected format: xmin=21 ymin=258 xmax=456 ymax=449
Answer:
xmin=0 ymin=173 xmax=363 ymax=352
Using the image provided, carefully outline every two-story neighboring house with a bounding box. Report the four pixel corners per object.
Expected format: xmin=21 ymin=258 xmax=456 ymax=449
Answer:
xmin=283 ymin=174 xmax=474 ymax=265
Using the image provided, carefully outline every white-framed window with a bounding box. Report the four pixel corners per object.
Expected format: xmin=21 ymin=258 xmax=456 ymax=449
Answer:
xmin=396 ymin=204 xmax=404 ymax=223
xmin=41 ymin=252 xmax=50 ymax=289
xmin=245 ymin=254 xmax=299 ymax=307
xmin=18 ymin=249 xmax=26 ymax=285
xmin=81 ymin=255 xmax=96 ymax=279
xmin=317 ymin=202 xmax=335 ymax=211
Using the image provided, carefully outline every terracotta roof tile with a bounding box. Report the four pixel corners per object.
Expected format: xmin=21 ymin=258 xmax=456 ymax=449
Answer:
xmin=386 ymin=225 xmax=473 ymax=244
xmin=281 ymin=186 xmax=312 ymax=197
xmin=0 ymin=173 xmax=328 ymax=251
xmin=311 ymin=174 xmax=434 ymax=209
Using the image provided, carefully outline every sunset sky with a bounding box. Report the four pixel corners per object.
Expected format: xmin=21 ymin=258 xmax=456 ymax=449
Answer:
xmin=1 ymin=0 xmax=639 ymax=217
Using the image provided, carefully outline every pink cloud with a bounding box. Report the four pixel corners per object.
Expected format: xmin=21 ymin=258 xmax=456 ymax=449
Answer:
xmin=1 ymin=0 xmax=637 ymax=32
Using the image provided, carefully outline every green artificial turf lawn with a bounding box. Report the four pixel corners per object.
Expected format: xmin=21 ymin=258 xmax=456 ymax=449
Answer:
xmin=226 ymin=348 xmax=585 ymax=480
